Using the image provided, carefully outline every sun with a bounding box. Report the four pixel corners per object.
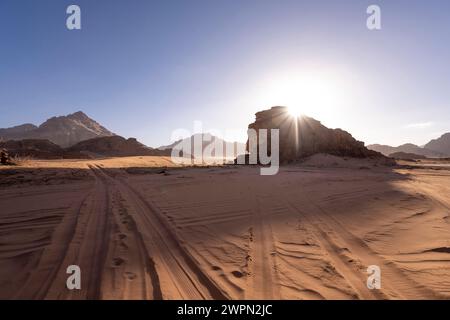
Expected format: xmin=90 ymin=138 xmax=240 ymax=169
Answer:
xmin=288 ymin=106 xmax=302 ymax=117
xmin=258 ymin=70 xmax=345 ymax=120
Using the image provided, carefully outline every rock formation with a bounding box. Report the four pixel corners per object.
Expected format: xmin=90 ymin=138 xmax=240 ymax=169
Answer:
xmin=245 ymin=106 xmax=385 ymax=163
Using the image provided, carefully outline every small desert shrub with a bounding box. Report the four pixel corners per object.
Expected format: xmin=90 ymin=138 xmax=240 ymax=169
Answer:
xmin=11 ymin=155 xmax=35 ymax=165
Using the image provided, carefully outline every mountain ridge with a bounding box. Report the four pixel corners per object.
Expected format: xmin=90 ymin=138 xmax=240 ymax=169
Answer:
xmin=0 ymin=111 xmax=114 ymax=147
xmin=367 ymin=142 xmax=448 ymax=158
xmin=424 ymin=132 xmax=450 ymax=156
xmin=68 ymin=136 xmax=170 ymax=157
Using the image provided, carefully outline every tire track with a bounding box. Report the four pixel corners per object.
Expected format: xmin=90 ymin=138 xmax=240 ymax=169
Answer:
xmin=284 ymin=199 xmax=381 ymax=300
xmin=96 ymin=166 xmax=228 ymax=300
xmin=12 ymin=193 xmax=89 ymax=299
xmin=105 ymin=190 xmax=162 ymax=300
xmin=74 ymin=165 xmax=113 ymax=299
xmin=285 ymin=191 xmax=440 ymax=299
xmin=246 ymin=193 xmax=280 ymax=299
xmin=24 ymin=165 xmax=113 ymax=299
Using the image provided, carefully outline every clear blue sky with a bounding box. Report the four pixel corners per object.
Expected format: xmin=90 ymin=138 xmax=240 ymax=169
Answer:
xmin=1 ymin=0 xmax=450 ymax=147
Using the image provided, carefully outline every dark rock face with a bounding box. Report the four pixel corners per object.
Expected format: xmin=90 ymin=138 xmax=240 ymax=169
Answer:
xmin=246 ymin=106 xmax=384 ymax=163
xmin=0 ymin=111 xmax=114 ymax=147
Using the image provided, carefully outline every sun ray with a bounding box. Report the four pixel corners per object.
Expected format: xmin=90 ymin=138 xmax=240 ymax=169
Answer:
xmin=288 ymin=106 xmax=302 ymax=118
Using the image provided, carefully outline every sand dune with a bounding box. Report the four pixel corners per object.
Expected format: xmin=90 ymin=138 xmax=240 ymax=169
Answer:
xmin=0 ymin=157 xmax=449 ymax=299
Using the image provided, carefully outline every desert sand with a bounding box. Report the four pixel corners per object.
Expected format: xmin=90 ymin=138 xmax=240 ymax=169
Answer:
xmin=0 ymin=155 xmax=449 ymax=299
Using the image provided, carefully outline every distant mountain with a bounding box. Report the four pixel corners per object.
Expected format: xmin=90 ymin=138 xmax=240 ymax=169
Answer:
xmin=158 ymin=133 xmax=246 ymax=158
xmin=389 ymin=152 xmax=427 ymax=160
xmin=0 ymin=123 xmax=37 ymax=138
xmin=0 ymin=111 xmax=114 ymax=147
xmin=424 ymin=133 xmax=450 ymax=156
xmin=367 ymin=143 xmax=444 ymax=158
xmin=68 ymin=136 xmax=170 ymax=157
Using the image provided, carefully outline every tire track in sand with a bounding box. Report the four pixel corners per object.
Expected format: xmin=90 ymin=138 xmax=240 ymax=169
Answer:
xmin=12 ymin=192 xmax=89 ymax=299
xmin=39 ymin=165 xmax=112 ymax=299
xmin=15 ymin=165 xmax=162 ymax=299
xmin=284 ymin=198 xmax=380 ymax=300
xmin=103 ymin=188 xmax=162 ymax=300
xmin=246 ymin=190 xmax=280 ymax=299
xmin=96 ymin=166 xmax=228 ymax=300
xmin=285 ymin=192 xmax=440 ymax=299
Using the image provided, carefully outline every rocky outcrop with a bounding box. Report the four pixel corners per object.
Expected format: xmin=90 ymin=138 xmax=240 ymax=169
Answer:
xmin=0 ymin=111 xmax=114 ymax=147
xmin=246 ymin=106 xmax=386 ymax=163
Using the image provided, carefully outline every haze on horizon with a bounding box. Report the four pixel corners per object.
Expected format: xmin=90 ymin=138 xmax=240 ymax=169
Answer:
xmin=1 ymin=0 xmax=450 ymax=148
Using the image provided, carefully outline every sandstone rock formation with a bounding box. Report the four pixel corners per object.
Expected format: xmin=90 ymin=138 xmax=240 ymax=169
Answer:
xmin=245 ymin=106 xmax=385 ymax=163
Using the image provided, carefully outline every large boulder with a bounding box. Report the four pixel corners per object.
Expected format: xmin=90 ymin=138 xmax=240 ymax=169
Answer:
xmin=246 ymin=106 xmax=386 ymax=163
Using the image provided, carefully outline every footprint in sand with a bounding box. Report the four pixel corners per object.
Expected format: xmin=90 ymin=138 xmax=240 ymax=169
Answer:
xmin=124 ymin=272 xmax=137 ymax=280
xmin=112 ymin=257 xmax=125 ymax=267
xmin=231 ymin=270 xmax=244 ymax=278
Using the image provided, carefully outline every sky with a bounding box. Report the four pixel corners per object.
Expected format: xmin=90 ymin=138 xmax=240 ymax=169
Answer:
xmin=1 ymin=0 xmax=450 ymax=147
